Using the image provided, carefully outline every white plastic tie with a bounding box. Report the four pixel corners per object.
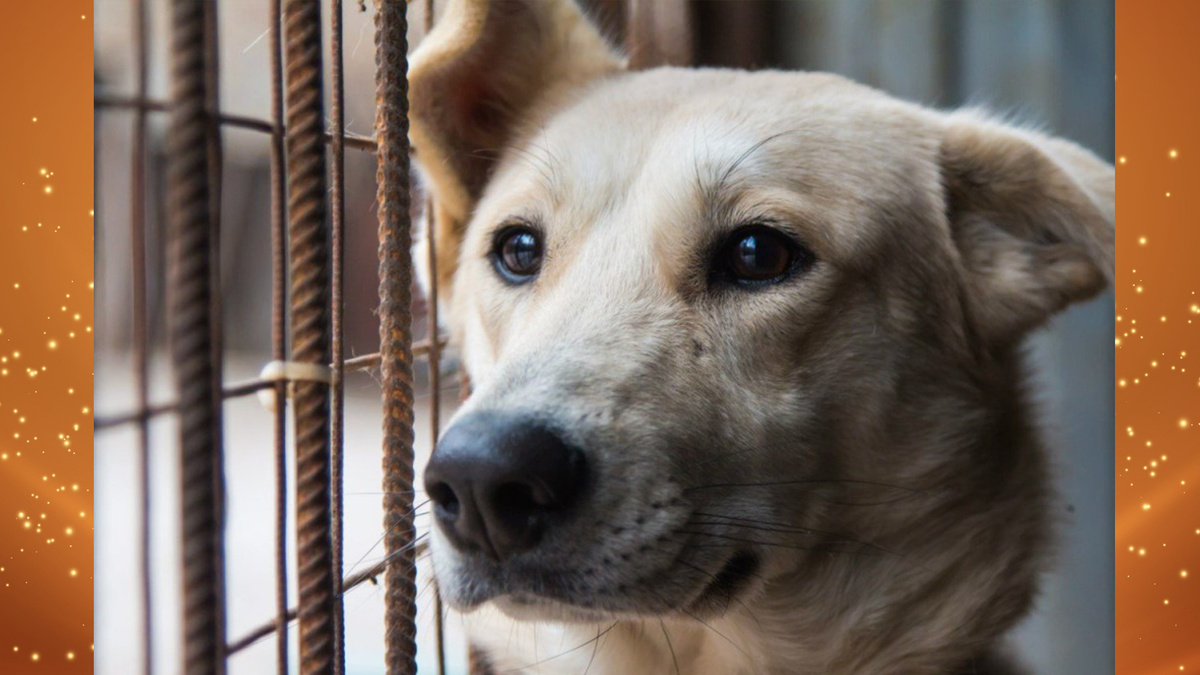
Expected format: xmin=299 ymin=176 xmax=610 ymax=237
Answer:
xmin=256 ymin=360 xmax=334 ymax=412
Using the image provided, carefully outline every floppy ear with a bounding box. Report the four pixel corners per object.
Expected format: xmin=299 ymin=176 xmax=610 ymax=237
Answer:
xmin=940 ymin=112 xmax=1115 ymax=345
xmin=409 ymin=0 xmax=622 ymax=305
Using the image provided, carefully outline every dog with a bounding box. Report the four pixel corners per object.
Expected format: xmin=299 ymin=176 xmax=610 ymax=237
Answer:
xmin=406 ymin=1 xmax=1115 ymax=672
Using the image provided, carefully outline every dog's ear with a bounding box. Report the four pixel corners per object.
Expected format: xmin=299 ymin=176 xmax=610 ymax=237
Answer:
xmin=409 ymin=0 xmax=622 ymax=303
xmin=940 ymin=112 xmax=1115 ymax=345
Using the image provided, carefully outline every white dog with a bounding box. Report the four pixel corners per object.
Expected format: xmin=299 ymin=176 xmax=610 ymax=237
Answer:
xmin=406 ymin=1 xmax=1114 ymax=673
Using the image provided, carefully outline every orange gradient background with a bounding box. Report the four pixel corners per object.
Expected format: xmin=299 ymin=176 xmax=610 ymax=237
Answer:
xmin=1114 ymin=2 xmax=1200 ymax=675
xmin=0 ymin=1 xmax=1196 ymax=674
xmin=0 ymin=1 xmax=95 ymax=673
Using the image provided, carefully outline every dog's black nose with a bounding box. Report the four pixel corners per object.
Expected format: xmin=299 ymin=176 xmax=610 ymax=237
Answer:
xmin=424 ymin=412 xmax=587 ymax=560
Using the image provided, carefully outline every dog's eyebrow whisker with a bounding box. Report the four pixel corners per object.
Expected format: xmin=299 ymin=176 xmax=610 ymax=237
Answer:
xmin=505 ymin=143 xmax=557 ymax=192
xmin=714 ymin=129 xmax=797 ymax=194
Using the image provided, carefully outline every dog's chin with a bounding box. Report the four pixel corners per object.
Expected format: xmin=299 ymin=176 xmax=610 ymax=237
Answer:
xmin=492 ymin=594 xmax=626 ymax=623
xmin=439 ymin=576 xmax=677 ymax=623
xmin=437 ymin=549 xmax=762 ymax=624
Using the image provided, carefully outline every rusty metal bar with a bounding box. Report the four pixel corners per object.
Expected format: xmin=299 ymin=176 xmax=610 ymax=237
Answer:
xmin=374 ymin=0 xmax=419 ymax=671
xmin=268 ymin=0 xmax=291 ymax=672
xmin=94 ymin=95 xmax=379 ymax=151
xmin=421 ymin=0 xmax=448 ymax=670
xmin=130 ymin=1 xmax=153 ymax=673
xmin=201 ymin=12 xmax=228 ymax=666
xmin=427 ymin=206 xmax=446 ymax=675
xmin=282 ymin=0 xmax=338 ymax=672
xmin=329 ymin=0 xmax=348 ymax=672
xmin=165 ymin=0 xmax=225 ymax=672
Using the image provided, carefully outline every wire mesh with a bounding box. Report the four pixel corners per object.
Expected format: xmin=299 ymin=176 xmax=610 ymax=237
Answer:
xmin=94 ymin=1 xmax=679 ymax=673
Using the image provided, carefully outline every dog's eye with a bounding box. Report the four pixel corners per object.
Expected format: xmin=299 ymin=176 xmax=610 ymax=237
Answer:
xmin=492 ymin=226 xmax=543 ymax=283
xmin=715 ymin=225 xmax=809 ymax=287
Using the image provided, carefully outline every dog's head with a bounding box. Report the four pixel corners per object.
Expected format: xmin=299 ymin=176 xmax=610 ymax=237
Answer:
xmin=409 ymin=0 xmax=1113 ymax=662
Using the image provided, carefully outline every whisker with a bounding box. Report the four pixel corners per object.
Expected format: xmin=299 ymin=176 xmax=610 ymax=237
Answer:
xmin=635 ymin=540 xmax=763 ymax=623
xmin=583 ymin=622 xmax=607 ymax=675
xmin=345 ymin=499 xmax=431 ymax=576
xmin=685 ymin=478 xmax=920 ymax=494
xmin=660 ymin=619 xmax=682 ymax=675
xmin=346 ymin=530 xmax=430 ymax=580
xmin=677 ymin=604 xmax=753 ymax=662
xmin=498 ymin=622 xmax=619 ymax=674
xmin=688 ymin=512 xmax=897 ymax=555
xmin=671 ymin=529 xmax=889 ymax=557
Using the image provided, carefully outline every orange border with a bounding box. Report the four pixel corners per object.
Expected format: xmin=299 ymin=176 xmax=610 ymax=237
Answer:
xmin=4 ymin=1 xmax=1197 ymax=673
xmin=1115 ymin=2 xmax=1200 ymax=674
xmin=0 ymin=2 xmax=95 ymax=673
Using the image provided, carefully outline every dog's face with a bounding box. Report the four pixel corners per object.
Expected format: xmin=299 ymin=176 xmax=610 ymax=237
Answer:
xmin=409 ymin=0 xmax=1114 ymax=653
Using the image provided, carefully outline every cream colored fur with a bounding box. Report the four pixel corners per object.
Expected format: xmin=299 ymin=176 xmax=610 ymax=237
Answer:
xmin=406 ymin=1 xmax=1115 ymax=673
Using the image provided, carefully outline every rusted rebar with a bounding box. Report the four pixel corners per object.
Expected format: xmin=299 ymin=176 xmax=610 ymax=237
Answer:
xmin=282 ymin=0 xmax=337 ymax=673
xmin=427 ymin=196 xmax=446 ymax=675
xmin=421 ymin=0 xmax=449 ymax=666
xmin=131 ymin=1 xmax=156 ymax=672
xmin=329 ymin=0 xmax=348 ymax=672
xmin=374 ymin=0 xmax=419 ymax=672
xmin=131 ymin=0 xmax=153 ymax=673
xmin=166 ymin=0 xmax=225 ymax=672
xmin=268 ymin=0 xmax=291 ymax=672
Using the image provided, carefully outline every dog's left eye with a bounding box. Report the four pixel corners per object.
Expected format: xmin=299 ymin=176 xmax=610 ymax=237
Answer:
xmin=714 ymin=225 xmax=809 ymax=287
xmin=492 ymin=225 xmax=543 ymax=283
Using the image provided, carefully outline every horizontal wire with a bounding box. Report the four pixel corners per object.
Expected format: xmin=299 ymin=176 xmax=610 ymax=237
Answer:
xmin=224 ymin=537 xmax=429 ymax=657
xmin=95 ymin=93 xmax=380 ymax=152
xmin=94 ymin=337 xmax=446 ymax=431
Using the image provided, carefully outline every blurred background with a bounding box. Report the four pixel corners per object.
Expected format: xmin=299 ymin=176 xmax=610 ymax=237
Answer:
xmin=93 ymin=1 xmax=1114 ymax=673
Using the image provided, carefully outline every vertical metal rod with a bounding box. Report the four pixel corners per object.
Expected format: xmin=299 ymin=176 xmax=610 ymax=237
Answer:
xmin=203 ymin=0 xmax=223 ymax=264
xmin=328 ymin=0 xmax=348 ymax=673
xmin=131 ymin=1 xmax=153 ymax=673
xmin=166 ymin=0 xmax=225 ymax=672
xmin=420 ymin=1 xmax=448 ymax=672
xmin=373 ymin=0 xmax=419 ymax=673
xmin=201 ymin=7 xmax=228 ymax=674
xmin=268 ymin=0 xmax=291 ymax=672
xmin=427 ymin=197 xmax=446 ymax=675
xmin=282 ymin=0 xmax=337 ymax=673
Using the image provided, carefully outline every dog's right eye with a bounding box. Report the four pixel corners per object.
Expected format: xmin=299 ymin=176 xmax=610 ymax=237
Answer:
xmin=492 ymin=226 xmax=543 ymax=284
xmin=712 ymin=225 xmax=812 ymax=289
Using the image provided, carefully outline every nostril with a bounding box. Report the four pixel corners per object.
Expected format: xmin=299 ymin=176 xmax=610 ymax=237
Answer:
xmin=427 ymin=481 xmax=460 ymax=520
